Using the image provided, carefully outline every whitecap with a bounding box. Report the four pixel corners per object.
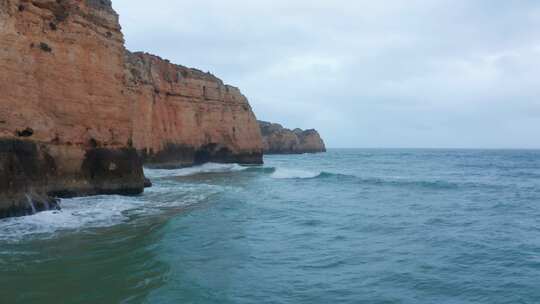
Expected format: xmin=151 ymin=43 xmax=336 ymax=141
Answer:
xmin=271 ymin=168 xmax=321 ymax=179
xmin=0 ymin=183 xmax=227 ymax=243
xmin=0 ymin=196 xmax=136 ymax=242
xmin=144 ymin=163 xmax=247 ymax=179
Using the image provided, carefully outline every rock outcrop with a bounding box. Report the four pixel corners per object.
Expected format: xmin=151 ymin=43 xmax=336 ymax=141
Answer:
xmin=259 ymin=121 xmax=326 ymax=154
xmin=125 ymin=52 xmax=263 ymax=168
xmin=0 ymin=0 xmax=262 ymax=217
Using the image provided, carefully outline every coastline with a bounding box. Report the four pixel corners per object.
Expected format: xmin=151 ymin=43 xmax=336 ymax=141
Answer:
xmin=0 ymin=0 xmax=324 ymax=218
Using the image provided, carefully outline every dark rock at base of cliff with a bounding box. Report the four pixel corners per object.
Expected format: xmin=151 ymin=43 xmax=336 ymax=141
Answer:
xmin=144 ymin=177 xmax=152 ymax=188
xmin=258 ymin=121 xmax=326 ymax=155
xmin=0 ymin=195 xmax=61 ymax=219
xmin=141 ymin=143 xmax=263 ymax=169
xmin=79 ymin=147 xmax=145 ymax=195
xmin=0 ymin=139 xmax=61 ymax=218
xmin=194 ymin=143 xmax=263 ymax=165
xmin=0 ymin=139 xmax=145 ymax=219
xmin=140 ymin=144 xmax=196 ymax=168
xmin=0 ymin=139 xmax=54 ymax=195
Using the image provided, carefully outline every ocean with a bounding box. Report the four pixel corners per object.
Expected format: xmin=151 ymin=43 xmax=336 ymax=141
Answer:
xmin=0 ymin=149 xmax=539 ymax=303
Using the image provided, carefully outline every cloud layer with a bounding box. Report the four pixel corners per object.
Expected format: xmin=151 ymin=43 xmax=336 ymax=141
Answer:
xmin=113 ymin=0 xmax=540 ymax=148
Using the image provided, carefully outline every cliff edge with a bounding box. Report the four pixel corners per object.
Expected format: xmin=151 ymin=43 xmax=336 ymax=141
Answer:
xmin=259 ymin=121 xmax=326 ymax=154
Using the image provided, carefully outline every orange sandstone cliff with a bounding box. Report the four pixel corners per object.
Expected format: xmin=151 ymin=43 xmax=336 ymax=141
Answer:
xmin=0 ymin=0 xmax=263 ymax=217
xmin=125 ymin=52 xmax=263 ymax=168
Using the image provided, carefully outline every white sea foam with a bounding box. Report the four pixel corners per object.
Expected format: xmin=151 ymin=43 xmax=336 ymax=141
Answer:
xmin=0 ymin=183 xmax=226 ymax=243
xmin=144 ymin=163 xmax=247 ymax=179
xmin=0 ymin=163 xmax=247 ymax=242
xmin=0 ymin=163 xmax=248 ymax=242
xmin=0 ymin=196 xmax=135 ymax=242
xmin=271 ymin=168 xmax=321 ymax=179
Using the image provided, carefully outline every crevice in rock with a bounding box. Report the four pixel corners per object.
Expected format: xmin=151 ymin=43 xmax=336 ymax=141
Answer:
xmin=16 ymin=128 xmax=34 ymax=137
xmin=88 ymin=138 xmax=99 ymax=148
xmin=39 ymin=42 xmax=52 ymax=52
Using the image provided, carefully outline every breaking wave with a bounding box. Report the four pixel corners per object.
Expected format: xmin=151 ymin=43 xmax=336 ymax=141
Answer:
xmin=0 ymin=183 xmax=226 ymax=243
xmin=144 ymin=163 xmax=248 ymax=179
xmin=270 ymin=168 xmax=322 ymax=179
xmin=0 ymin=160 xmax=502 ymax=243
xmin=316 ymin=172 xmax=484 ymax=190
xmin=263 ymin=167 xmax=486 ymax=190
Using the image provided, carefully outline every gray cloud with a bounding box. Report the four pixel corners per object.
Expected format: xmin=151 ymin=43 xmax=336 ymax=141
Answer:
xmin=113 ymin=0 xmax=540 ymax=148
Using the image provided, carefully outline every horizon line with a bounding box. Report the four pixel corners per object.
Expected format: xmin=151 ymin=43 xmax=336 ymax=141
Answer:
xmin=325 ymin=147 xmax=540 ymax=150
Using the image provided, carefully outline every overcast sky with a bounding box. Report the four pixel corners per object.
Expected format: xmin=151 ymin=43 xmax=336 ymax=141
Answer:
xmin=113 ymin=0 xmax=540 ymax=148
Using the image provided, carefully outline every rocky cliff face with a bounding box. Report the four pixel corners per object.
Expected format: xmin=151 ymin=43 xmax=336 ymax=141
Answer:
xmin=0 ymin=0 xmax=262 ymax=217
xmin=125 ymin=52 xmax=263 ymax=168
xmin=259 ymin=121 xmax=326 ymax=154
xmin=0 ymin=0 xmax=144 ymax=217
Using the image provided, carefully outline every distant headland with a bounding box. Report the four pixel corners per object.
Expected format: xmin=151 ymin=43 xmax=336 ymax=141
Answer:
xmin=259 ymin=121 xmax=326 ymax=154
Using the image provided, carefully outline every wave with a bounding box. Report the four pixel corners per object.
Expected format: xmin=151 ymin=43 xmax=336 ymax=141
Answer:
xmin=261 ymin=166 xmax=458 ymax=189
xmin=271 ymin=168 xmax=322 ymax=179
xmin=501 ymin=171 xmax=540 ymax=179
xmin=1 ymin=163 xmax=252 ymax=242
xmin=244 ymin=166 xmax=277 ymax=174
xmin=144 ymin=163 xmax=247 ymax=179
xmin=317 ymin=172 xmax=476 ymax=190
xmin=0 ymin=196 xmax=136 ymax=243
xmin=0 ymin=183 xmax=226 ymax=243
xmin=171 ymin=163 xmax=497 ymax=191
xmin=262 ymin=167 xmax=472 ymax=190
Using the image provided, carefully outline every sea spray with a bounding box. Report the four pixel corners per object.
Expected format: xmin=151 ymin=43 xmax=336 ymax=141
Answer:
xmin=145 ymin=163 xmax=248 ymax=179
xmin=24 ymin=194 xmax=37 ymax=215
xmin=270 ymin=168 xmax=321 ymax=179
xmin=0 ymin=182 xmax=228 ymax=243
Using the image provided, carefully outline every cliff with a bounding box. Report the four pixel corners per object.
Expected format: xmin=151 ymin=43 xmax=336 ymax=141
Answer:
xmin=0 ymin=0 xmax=262 ymax=217
xmin=125 ymin=52 xmax=263 ymax=168
xmin=259 ymin=121 xmax=326 ymax=154
xmin=0 ymin=0 xmax=144 ymax=217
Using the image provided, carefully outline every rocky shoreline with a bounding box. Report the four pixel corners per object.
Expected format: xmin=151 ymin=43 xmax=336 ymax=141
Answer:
xmin=0 ymin=0 xmax=324 ymax=218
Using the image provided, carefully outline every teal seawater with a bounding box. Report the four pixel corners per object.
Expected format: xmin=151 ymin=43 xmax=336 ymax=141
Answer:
xmin=1 ymin=149 xmax=540 ymax=303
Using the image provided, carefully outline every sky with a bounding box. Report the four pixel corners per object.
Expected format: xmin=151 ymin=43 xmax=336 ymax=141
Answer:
xmin=113 ymin=0 xmax=540 ymax=149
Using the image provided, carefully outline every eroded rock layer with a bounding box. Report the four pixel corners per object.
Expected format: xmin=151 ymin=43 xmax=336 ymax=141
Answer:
xmin=259 ymin=121 xmax=326 ymax=154
xmin=125 ymin=52 xmax=263 ymax=168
